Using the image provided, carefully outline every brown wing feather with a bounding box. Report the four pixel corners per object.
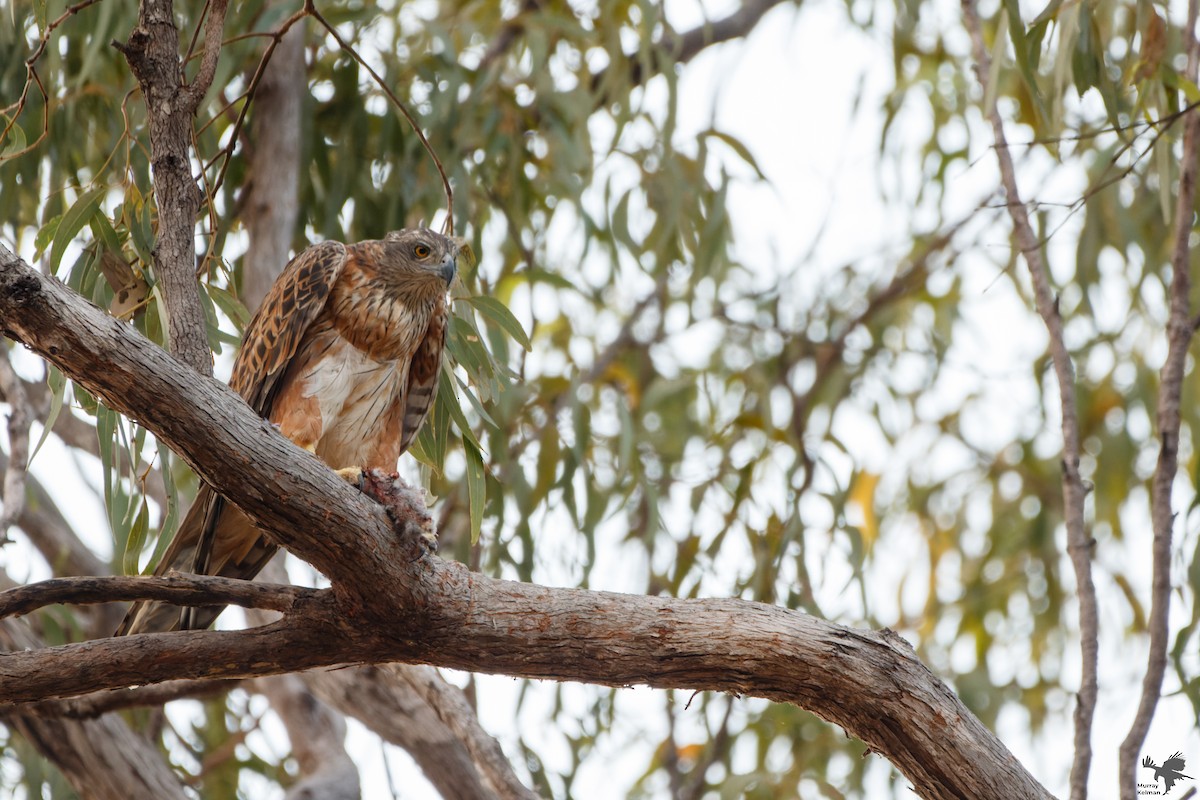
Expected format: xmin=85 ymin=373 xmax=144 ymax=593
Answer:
xmin=115 ymin=241 xmax=348 ymax=636
xmin=233 ymin=240 xmax=349 ymax=413
xmin=398 ymin=301 xmax=449 ymax=454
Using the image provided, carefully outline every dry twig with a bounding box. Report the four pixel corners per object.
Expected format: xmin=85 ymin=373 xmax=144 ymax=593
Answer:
xmin=1118 ymin=0 xmax=1200 ymax=794
xmin=960 ymin=3 xmax=1098 ymax=798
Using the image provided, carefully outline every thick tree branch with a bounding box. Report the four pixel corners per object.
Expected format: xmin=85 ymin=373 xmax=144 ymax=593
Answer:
xmin=962 ymin=5 xmax=1098 ymax=798
xmin=113 ymin=0 xmax=217 ymax=376
xmin=1118 ymin=0 xmax=1200 ymax=794
xmin=0 ymin=573 xmax=319 ymax=620
xmin=239 ymin=17 xmax=305 ymax=309
xmin=0 ymin=246 xmax=1052 ymax=800
xmin=0 ymin=586 xmax=1053 ymax=800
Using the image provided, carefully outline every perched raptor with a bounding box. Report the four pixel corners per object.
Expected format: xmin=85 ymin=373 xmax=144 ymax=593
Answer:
xmin=117 ymin=229 xmax=458 ymax=635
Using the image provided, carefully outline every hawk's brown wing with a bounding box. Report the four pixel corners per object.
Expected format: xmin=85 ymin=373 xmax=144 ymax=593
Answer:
xmin=115 ymin=241 xmax=349 ymax=635
xmin=398 ymin=301 xmax=449 ymax=455
xmin=232 ymin=240 xmax=349 ymax=414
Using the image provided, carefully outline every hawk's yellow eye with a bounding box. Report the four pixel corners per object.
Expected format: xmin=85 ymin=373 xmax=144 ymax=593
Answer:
xmin=414 ymin=244 xmax=431 ymax=258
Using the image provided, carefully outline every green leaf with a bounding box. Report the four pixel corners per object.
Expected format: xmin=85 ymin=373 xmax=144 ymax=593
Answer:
xmin=456 ymin=373 xmax=498 ymax=428
xmin=611 ymin=191 xmax=636 ymax=251
xmin=96 ymin=405 xmax=120 ymax=553
xmin=50 ymin=187 xmax=106 ymax=275
xmin=206 ymin=283 xmax=251 ymax=331
xmin=128 ymin=192 xmax=156 ymax=266
xmin=701 ymin=129 xmax=766 ymax=180
xmin=1071 ymin=1 xmax=1101 ymax=96
xmin=464 ymin=440 xmax=486 ymax=544
xmin=29 ymin=366 xmax=67 ymax=463
xmin=439 ymin=363 xmax=482 ymax=450
xmin=1030 ymin=0 xmax=1065 ymax=25
xmin=122 ymin=498 xmax=150 ymax=577
xmin=0 ymin=118 xmax=27 ymax=159
xmin=532 ymin=423 xmax=560 ymax=506
xmin=465 ymin=294 xmax=531 ymax=351
xmin=35 ymin=214 xmax=61 ymax=260
xmin=147 ymin=441 xmax=180 ymax=574
xmin=1000 ymin=0 xmax=1049 ymax=124
xmin=89 ymin=213 xmax=123 ymax=255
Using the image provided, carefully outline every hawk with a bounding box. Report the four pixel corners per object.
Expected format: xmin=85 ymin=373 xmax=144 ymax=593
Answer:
xmin=117 ymin=229 xmax=458 ymax=635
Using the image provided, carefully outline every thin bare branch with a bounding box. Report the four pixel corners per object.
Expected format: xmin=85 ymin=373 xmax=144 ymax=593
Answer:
xmin=8 ymin=678 xmax=239 ymax=719
xmin=205 ymin=8 xmax=309 ymax=204
xmin=304 ymin=2 xmax=454 ymax=235
xmin=592 ymin=0 xmax=791 ymax=93
xmin=0 ymin=0 xmax=104 ymax=161
xmin=961 ymin=3 xmax=1098 ymax=798
xmin=0 ymin=573 xmax=319 ymax=620
xmin=0 ymin=351 xmax=32 ymax=541
xmin=239 ymin=16 xmax=305 ymax=309
xmin=181 ymin=0 xmax=229 ymax=112
xmin=1118 ymin=0 xmax=1200 ymax=794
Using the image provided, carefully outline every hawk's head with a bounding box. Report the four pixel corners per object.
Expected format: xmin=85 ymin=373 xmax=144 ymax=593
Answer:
xmin=383 ymin=228 xmax=459 ymax=288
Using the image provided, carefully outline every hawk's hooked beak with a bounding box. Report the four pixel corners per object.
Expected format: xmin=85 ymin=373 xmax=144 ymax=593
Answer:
xmin=440 ymin=252 xmax=457 ymax=286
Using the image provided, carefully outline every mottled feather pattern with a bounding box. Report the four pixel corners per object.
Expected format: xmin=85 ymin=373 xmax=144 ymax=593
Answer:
xmin=233 ymin=240 xmax=348 ymax=413
xmin=116 ymin=230 xmax=457 ymax=635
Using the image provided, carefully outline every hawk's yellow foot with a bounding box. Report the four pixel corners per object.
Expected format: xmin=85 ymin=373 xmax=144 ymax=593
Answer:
xmin=335 ymin=466 xmax=364 ymax=486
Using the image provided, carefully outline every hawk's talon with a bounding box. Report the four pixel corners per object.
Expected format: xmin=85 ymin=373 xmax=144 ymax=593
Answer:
xmin=335 ymin=466 xmax=364 ymax=489
xmin=411 ymin=529 xmax=439 ymax=561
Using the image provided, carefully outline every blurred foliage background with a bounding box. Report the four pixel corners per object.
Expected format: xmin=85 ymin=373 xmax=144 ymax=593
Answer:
xmin=1 ymin=0 xmax=1199 ymax=797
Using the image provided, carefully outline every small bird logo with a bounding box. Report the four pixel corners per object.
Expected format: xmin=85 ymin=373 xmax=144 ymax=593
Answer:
xmin=1142 ymin=752 xmax=1192 ymax=794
